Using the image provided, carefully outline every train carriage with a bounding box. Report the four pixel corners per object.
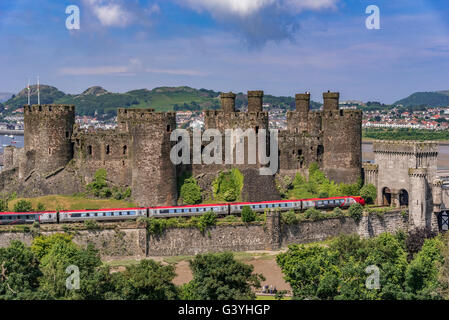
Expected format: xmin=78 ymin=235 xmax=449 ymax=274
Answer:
xmin=59 ymin=207 xmax=147 ymax=223
xmin=230 ymin=200 xmax=302 ymax=214
xmin=149 ymin=203 xmax=228 ymax=218
xmin=0 ymin=211 xmax=57 ymax=225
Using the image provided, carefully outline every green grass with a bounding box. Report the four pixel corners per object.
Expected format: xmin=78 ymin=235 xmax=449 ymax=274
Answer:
xmin=8 ymin=195 xmax=136 ymax=211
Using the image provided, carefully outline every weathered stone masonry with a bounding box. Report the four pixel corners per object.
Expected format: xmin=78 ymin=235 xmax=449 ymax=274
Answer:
xmin=0 ymin=210 xmax=409 ymax=257
xmin=0 ymin=90 xmax=362 ymax=207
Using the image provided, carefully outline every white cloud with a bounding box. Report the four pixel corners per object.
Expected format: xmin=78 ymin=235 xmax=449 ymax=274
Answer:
xmin=180 ymin=0 xmax=338 ymax=16
xmin=60 ymin=65 xmax=129 ymax=75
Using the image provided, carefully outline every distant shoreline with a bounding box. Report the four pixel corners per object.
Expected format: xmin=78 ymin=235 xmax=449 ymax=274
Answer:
xmin=0 ymin=130 xmax=24 ymax=136
xmin=362 ymin=139 xmax=449 ymax=146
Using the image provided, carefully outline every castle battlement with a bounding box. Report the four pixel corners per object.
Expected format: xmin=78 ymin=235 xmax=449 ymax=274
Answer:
xmin=373 ymin=140 xmax=439 ymax=154
xmin=24 ymin=104 xmax=75 ymax=115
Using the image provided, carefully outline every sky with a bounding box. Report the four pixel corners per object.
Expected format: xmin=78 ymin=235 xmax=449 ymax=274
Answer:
xmin=0 ymin=0 xmax=449 ymax=103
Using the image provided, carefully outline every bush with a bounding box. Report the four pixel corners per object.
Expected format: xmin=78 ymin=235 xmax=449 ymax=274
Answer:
xmin=195 ymin=211 xmax=217 ymax=233
xmin=36 ymin=203 xmax=46 ymax=212
xmin=318 ymin=192 xmax=329 ymax=198
xmin=332 ymin=207 xmax=344 ymax=217
xmin=13 ymin=200 xmax=33 ymax=212
xmin=241 ymin=206 xmax=256 ymax=223
xmin=360 ymin=184 xmax=377 ymax=204
xmin=348 ymin=203 xmax=363 ymax=222
xmin=304 ymin=207 xmax=323 ymax=221
xmin=212 ymin=168 xmax=244 ymax=202
xmin=281 ymin=210 xmax=298 ymax=225
xmin=84 ymin=220 xmax=100 ymax=230
xmin=145 ymin=218 xmax=168 ymax=235
xmin=180 ymin=177 xmax=202 ymax=205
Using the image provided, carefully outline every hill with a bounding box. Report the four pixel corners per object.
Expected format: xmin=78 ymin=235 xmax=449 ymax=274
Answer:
xmin=394 ymin=91 xmax=449 ymax=107
xmin=3 ymin=85 xmax=321 ymax=119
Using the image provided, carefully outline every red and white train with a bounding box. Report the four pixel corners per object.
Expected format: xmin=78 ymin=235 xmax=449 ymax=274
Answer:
xmin=0 ymin=196 xmax=365 ymax=225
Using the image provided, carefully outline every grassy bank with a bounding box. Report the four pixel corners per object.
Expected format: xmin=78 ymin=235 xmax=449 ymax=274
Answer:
xmin=8 ymin=195 xmax=136 ymax=211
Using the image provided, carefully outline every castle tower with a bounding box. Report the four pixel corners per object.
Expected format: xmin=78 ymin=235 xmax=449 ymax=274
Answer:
xmin=118 ymin=108 xmax=177 ymax=207
xmin=287 ymin=93 xmax=310 ymax=134
xmin=323 ymin=91 xmax=339 ymax=111
xmin=408 ymin=168 xmax=433 ymax=229
xmin=247 ymin=91 xmax=263 ymax=112
xmin=321 ymin=93 xmax=362 ymax=184
xmin=432 ymin=179 xmax=443 ymax=213
xmin=220 ymin=92 xmax=236 ymax=113
xmin=21 ymin=105 xmax=75 ymax=177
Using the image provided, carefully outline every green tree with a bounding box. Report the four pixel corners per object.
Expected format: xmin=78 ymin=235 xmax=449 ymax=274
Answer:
xmin=13 ymin=200 xmax=33 ymax=212
xmin=180 ymin=177 xmax=202 ymax=205
xmin=0 ymin=241 xmax=42 ymax=299
xmin=31 ymin=233 xmax=74 ymax=260
xmin=109 ymin=259 xmax=178 ymax=300
xmin=241 ymin=206 xmax=256 ymax=223
xmin=360 ymin=184 xmax=377 ymax=204
xmin=38 ymin=241 xmax=111 ymax=300
xmin=184 ymin=252 xmax=264 ymax=300
xmin=348 ymin=203 xmax=363 ymax=221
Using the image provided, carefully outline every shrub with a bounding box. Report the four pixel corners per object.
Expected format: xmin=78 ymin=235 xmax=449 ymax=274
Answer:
xmin=13 ymin=200 xmax=33 ymax=212
xmin=348 ymin=203 xmax=363 ymax=222
xmin=281 ymin=210 xmax=298 ymax=225
xmin=212 ymin=168 xmax=244 ymax=202
xmin=223 ymin=215 xmax=239 ymax=223
xmin=406 ymin=227 xmax=437 ymax=260
xmin=145 ymin=218 xmax=168 ymax=235
xmin=360 ymin=184 xmax=377 ymax=204
xmin=332 ymin=207 xmax=344 ymax=217
xmin=241 ymin=206 xmax=256 ymax=223
xmin=84 ymin=220 xmax=100 ymax=230
xmin=319 ymin=192 xmax=329 ymax=198
xmin=195 ymin=211 xmax=217 ymax=233
xmin=304 ymin=207 xmax=323 ymax=221
xmin=36 ymin=203 xmax=46 ymax=212
xmin=180 ymin=177 xmax=202 ymax=205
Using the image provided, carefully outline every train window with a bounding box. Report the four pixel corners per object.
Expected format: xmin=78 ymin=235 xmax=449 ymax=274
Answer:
xmin=72 ymin=213 xmax=81 ymax=218
xmin=318 ymin=201 xmax=323 ymax=205
xmin=176 ymin=209 xmax=182 ymax=213
xmin=82 ymin=213 xmax=87 ymax=217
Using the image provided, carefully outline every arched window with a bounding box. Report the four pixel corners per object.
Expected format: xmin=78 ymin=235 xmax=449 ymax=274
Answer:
xmin=106 ymin=145 xmax=110 ymax=155
xmin=88 ymin=145 xmax=92 ymax=156
xmin=123 ymin=145 xmax=127 ymax=155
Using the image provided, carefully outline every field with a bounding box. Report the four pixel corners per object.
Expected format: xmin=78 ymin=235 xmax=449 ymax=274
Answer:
xmin=8 ymin=195 xmax=136 ymax=211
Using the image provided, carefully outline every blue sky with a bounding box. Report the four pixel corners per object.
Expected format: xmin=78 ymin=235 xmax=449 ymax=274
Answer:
xmin=0 ymin=0 xmax=448 ymax=103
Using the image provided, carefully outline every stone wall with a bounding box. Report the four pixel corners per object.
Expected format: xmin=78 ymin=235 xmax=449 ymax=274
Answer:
xmin=0 ymin=210 xmax=409 ymax=257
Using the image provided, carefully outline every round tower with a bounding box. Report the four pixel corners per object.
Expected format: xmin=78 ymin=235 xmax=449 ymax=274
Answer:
xmin=119 ymin=108 xmax=177 ymax=207
xmin=220 ymin=92 xmax=236 ymax=113
xmin=247 ymin=90 xmax=263 ymax=112
xmin=408 ymin=168 xmax=429 ymax=229
xmin=23 ymin=105 xmax=75 ymax=174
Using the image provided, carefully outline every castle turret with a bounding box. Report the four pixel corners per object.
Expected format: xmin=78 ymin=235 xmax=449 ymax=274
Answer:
xmin=117 ymin=108 xmax=177 ymax=207
xmin=408 ymin=168 xmax=430 ymax=229
xmin=295 ymin=93 xmax=310 ymax=113
xmin=220 ymin=92 xmax=236 ymax=113
xmin=247 ymin=90 xmax=263 ymax=112
xmin=287 ymin=92 xmax=311 ymax=134
xmin=323 ymin=91 xmax=339 ymax=111
xmin=321 ymin=93 xmax=362 ymax=184
xmin=21 ymin=105 xmax=75 ymax=177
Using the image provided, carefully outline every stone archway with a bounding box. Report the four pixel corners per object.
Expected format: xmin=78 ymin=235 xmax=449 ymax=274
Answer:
xmin=382 ymin=187 xmax=392 ymax=206
xmin=399 ymin=189 xmax=409 ymax=206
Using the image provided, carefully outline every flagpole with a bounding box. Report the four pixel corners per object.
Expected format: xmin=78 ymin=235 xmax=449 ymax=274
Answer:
xmin=27 ymin=79 xmax=30 ymax=105
xmin=37 ymin=76 xmax=40 ymax=105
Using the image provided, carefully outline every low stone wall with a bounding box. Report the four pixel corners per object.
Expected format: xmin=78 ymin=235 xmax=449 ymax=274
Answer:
xmin=0 ymin=210 xmax=410 ymax=257
xmin=148 ymin=224 xmax=269 ymax=256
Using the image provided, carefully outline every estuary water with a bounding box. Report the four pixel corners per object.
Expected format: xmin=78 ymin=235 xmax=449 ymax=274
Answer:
xmin=0 ymin=134 xmax=24 ymax=153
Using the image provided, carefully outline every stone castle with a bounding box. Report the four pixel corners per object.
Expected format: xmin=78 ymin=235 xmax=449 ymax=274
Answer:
xmin=0 ymin=90 xmax=362 ymax=207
